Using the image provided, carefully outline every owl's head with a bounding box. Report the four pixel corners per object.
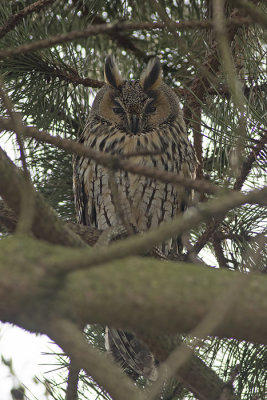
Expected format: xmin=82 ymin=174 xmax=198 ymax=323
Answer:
xmin=90 ymin=56 xmax=182 ymax=134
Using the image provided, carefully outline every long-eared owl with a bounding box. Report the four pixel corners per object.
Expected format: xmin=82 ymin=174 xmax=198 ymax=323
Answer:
xmin=73 ymin=56 xmax=196 ymax=381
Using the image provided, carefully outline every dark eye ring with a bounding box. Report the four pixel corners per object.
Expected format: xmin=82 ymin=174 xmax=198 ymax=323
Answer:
xmin=113 ymin=107 xmax=124 ymax=114
xmin=146 ymin=105 xmax=156 ymax=113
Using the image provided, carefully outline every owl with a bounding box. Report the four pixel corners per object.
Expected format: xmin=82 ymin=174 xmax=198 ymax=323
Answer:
xmin=73 ymin=56 xmax=196 ymax=381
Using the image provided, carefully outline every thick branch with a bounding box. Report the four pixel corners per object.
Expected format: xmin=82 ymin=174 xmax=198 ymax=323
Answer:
xmin=42 ymin=186 xmax=267 ymax=275
xmin=0 ymin=236 xmax=266 ymax=346
xmin=0 ymin=199 xmax=17 ymax=232
xmin=0 ymin=147 xmax=85 ymax=248
xmin=233 ymin=0 xmax=267 ymax=28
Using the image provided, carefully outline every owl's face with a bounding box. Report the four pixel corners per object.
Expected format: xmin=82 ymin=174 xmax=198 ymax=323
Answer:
xmin=90 ymin=56 xmax=181 ymax=135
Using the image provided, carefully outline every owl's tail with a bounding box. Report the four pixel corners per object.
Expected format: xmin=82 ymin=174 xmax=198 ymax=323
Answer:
xmin=105 ymin=327 xmax=158 ymax=381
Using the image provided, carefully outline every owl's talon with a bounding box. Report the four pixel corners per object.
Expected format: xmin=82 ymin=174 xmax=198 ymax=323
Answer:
xmin=95 ymin=225 xmax=127 ymax=246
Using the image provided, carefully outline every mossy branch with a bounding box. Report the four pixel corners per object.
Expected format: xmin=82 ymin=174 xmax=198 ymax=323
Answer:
xmin=0 ymin=236 xmax=266 ymax=345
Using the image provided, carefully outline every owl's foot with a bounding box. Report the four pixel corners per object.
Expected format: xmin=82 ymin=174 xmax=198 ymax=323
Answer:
xmin=95 ymin=225 xmax=128 ymax=246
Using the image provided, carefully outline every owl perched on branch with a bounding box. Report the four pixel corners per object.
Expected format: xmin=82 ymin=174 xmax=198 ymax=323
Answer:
xmin=73 ymin=56 xmax=196 ymax=380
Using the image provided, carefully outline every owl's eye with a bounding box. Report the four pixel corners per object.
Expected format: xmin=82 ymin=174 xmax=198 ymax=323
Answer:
xmin=113 ymin=107 xmax=124 ymax=114
xmin=145 ymin=104 xmax=156 ymax=113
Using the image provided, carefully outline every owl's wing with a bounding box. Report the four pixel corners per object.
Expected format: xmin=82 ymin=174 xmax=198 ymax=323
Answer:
xmin=105 ymin=327 xmax=158 ymax=381
xmin=73 ymin=151 xmax=88 ymax=225
xmin=73 ymin=130 xmax=99 ymax=228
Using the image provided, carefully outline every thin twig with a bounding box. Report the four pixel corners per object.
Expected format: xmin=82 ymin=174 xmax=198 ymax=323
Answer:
xmin=213 ymin=0 xmax=247 ymax=173
xmin=48 ymin=319 xmax=144 ymax=400
xmin=0 ymin=84 xmax=35 ymax=234
xmin=65 ymin=360 xmax=80 ymax=400
xmin=213 ymin=232 xmax=230 ymax=269
xmin=0 ymin=0 xmax=57 ymax=39
xmin=191 ymin=105 xmax=203 ymax=180
xmin=0 ymin=116 xmax=219 ymax=195
xmin=233 ymin=131 xmax=267 ymax=190
xmin=0 ymin=18 xmax=253 ymax=60
xmin=189 ymin=129 xmax=267 ymax=256
xmin=48 ymin=65 xmax=104 ymax=88
xmin=233 ymin=0 xmax=267 ymax=28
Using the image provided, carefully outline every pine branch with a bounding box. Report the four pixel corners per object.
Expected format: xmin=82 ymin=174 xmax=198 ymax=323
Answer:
xmin=0 ymin=199 xmax=102 ymax=245
xmin=233 ymin=0 xmax=267 ymax=28
xmin=0 ymin=147 xmax=85 ymax=248
xmin=65 ymin=360 xmax=80 ymax=400
xmin=48 ymin=64 xmax=104 ymax=88
xmin=47 ymin=320 xmax=143 ymax=400
xmin=191 ymin=130 xmax=267 ymax=255
xmin=213 ymin=231 xmax=231 ymax=269
xmin=182 ymin=2 xmax=255 ymax=137
xmin=191 ymin=105 xmax=203 ymax=180
xmin=0 ymin=116 xmax=218 ymax=195
xmin=90 ymin=14 xmax=148 ymax=62
xmin=0 ymin=0 xmax=57 ymax=40
xmin=0 ymin=199 xmax=17 ymax=232
xmin=233 ymin=131 xmax=267 ymax=190
xmin=0 ymin=18 xmax=254 ymax=60
xmin=71 ymin=0 xmax=148 ymax=61
xmin=1 ymin=237 xmax=267 ymax=344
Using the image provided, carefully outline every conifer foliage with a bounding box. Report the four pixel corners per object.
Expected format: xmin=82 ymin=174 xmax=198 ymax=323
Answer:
xmin=0 ymin=1 xmax=266 ymax=399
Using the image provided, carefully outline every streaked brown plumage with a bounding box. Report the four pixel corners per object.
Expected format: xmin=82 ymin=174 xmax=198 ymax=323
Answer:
xmin=73 ymin=56 xmax=196 ymax=380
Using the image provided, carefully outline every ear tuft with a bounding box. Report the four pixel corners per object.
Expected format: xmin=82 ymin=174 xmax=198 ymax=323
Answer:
xmin=104 ymin=55 xmax=123 ymax=89
xmin=140 ymin=57 xmax=162 ymax=91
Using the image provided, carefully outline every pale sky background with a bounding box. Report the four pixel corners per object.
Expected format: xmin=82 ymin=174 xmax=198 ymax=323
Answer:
xmin=0 ymin=323 xmax=60 ymax=400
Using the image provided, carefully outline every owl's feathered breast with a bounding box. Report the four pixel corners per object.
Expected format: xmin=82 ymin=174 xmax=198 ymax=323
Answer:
xmin=73 ymin=117 xmax=196 ymax=245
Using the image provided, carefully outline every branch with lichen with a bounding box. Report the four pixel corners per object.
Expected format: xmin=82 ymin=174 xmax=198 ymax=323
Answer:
xmin=2 ymin=235 xmax=267 ymax=399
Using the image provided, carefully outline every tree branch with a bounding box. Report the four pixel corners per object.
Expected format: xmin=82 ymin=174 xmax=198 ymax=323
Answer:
xmin=0 ymin=117 xmax=220 ymax=195
xmin=0 ymin=18 xmax=253 ymax=60
xmin=233 ymin=0 xmax=267 ymax=28
xmin=65 ymin=360 xmax=79 ymax=400
xmin=0 ymin=0 xmax=57 ymax=40
xmin=233 ymin=131 xmax=267 ymax=190
xmin=43 ymin=186 xmax=266 ymax=275
xmin=0 ymin=199 xmax=102 ymax=246
xmin=0 ymin=237 xmax=266 ymax=345
xmin=189 ymin=130 xmax=267 ymax=255
xmin=0 ymin=147 xmax=85 ymax=248
xmin=1 ymin=136 xmax=265 ymax=271
xmin=47 ymin=319 xmax=143 ymax=400
xmin=0 ymin=199 xmax=17 ymax=233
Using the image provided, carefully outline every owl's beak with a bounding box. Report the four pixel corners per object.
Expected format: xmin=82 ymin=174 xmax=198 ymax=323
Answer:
xmin=129 ymin=114 xmax=140 ymax=134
